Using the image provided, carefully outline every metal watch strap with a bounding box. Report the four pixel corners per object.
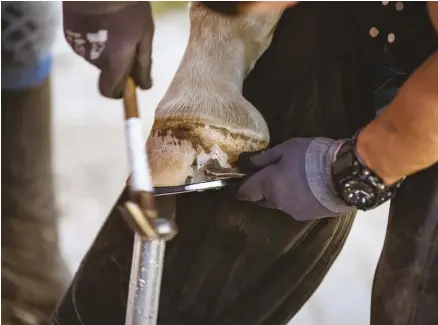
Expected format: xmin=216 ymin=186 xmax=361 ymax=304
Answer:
xmin=332 ymin=138 xmax=405 ymax=211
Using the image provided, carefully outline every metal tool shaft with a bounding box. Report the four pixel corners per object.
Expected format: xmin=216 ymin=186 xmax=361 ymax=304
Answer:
xmin=123 ymin=78 xmax=167 ymax=325
xmin=125 ymin=236 xmax=165 ymax=325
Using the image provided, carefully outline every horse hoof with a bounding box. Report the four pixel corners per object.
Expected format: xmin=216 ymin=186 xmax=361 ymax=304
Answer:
xmin=146 ymin=3 xmax=284 ymax=187
xmin=147 ymin=110 xmax=269 ymax=187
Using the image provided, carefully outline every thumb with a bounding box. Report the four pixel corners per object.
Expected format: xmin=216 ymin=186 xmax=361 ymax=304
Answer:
xmin=239 ymin=144 xmax=284 ymax=172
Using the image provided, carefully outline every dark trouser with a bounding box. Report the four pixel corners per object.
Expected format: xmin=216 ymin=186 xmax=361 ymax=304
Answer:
xmin=2 ymin=79 xmax=69 ymax=325
xmin=371 ymin=163 xmax=438 ymax=325
xmin=370 ymin=63 xmax=438 ymax=324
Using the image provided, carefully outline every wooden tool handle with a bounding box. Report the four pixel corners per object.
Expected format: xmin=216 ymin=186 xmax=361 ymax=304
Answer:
xmin=123 ymin=77 xmax=140 ymax=119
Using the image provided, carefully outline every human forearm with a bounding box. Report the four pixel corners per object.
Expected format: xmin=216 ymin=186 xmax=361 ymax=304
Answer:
xmin=357 ymin=51 xmax=438 ymax=185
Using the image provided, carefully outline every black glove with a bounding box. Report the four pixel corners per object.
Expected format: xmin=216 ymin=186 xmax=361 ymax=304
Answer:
xmin=62 ymin=1 xmax=154 ymax=98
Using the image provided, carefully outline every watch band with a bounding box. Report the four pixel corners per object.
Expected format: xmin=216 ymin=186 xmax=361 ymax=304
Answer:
xmin=332 ymin=138 xmax=405 ymax=211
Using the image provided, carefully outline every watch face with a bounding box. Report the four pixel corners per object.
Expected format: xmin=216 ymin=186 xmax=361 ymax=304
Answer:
xmin=341 ymin=180 xmax=377 ymax=208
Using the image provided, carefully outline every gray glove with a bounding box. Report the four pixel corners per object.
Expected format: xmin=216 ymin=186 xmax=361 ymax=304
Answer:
xmin=237 ymin=137 xmax=357 ymax=221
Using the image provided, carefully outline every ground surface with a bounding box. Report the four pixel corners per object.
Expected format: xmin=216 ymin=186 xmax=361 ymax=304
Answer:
xmin=52 ymin=8 xmax=390 ymax=325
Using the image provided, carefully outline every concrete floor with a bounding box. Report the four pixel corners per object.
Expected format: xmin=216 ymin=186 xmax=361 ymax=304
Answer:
xmin=51 ymin=9 xmax=390 ymax=325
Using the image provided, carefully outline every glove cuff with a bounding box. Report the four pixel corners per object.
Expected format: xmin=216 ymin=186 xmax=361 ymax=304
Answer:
xmin=305 ymin=138 xmax=356 ymax=214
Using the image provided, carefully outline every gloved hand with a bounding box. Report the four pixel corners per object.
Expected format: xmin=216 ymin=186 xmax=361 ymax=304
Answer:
xmin=62 ymin=1 xmax=154 ymax=98
xmin=236 ymin=137 xmax=357 ymax=221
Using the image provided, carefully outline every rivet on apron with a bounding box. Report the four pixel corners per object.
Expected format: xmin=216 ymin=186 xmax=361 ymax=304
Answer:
xmin=382 ymin=1 xmax=389 ymax=6
xmin=396 ymin=2 xmax=404 ymax=11
xmin=388 ymin=33 xmax=396 ymax=43
xmin=369 ymin=27 xmax=379 ymax=38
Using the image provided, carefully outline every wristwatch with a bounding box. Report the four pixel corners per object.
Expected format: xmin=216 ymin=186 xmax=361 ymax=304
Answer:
xmin=331 ymin=138 xmax=404 ymax=211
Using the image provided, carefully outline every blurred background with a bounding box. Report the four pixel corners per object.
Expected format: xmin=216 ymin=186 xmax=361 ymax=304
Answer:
xmin=50 ymin=2 xmax=390 ymax=325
